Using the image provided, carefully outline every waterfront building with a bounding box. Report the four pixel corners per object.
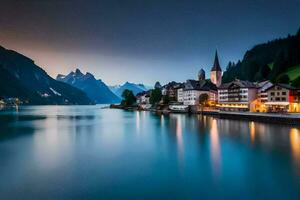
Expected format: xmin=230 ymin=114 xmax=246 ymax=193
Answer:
xmin=265 ymin=84 xmax=300 ymax=112
xmin=183 ymin=79 xmax=217 ymax=106
xmin=251 ymin=80 xmax=273 ymax=112
xmin=162 ymin=82 xmax=183 ymax=102
xmin=210 ymin=50 xmax=222 ymax=87
xmin=176 ymin=86 xmax=184 ymax=103
xmin=217 ymin=79 xmax=257 ymax=111
xmin=136 ymin=91 xmax=150 ymax=104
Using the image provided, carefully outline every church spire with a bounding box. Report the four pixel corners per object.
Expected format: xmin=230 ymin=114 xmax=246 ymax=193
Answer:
xmin=211 ymin=50 xmax=221 ymax=72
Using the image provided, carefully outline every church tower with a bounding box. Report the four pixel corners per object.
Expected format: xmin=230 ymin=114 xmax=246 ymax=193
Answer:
xmin=210 ymin=50 xmax=222 ymax=87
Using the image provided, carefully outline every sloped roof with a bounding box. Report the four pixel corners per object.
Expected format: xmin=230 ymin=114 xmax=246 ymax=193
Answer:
xmin=163 ymin=81 xmax=182 ymax=89
xmin=265 ymin=83 xmax=297 ymax=91
xmin=211 ymin=50 xmax=222 ymax=72
xmin=219 ymin=79 xmax=257 ymax=89
xmin=184 ymin=79 xmax=217 ymax=91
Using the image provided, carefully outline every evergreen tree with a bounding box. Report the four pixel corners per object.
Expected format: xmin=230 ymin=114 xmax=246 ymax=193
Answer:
xmin=121 ymin=89 xmax=136 ymax=106
xmin=226 ymin=61 xmax=232 ymax=70
xmin=276 ymin=74 xmax=290 ymax=84
xmin=291 ymin=76 xmax=300 ymax=87
xmin=162 ymin=95 xmax=170 ymax=105
xmin=222 ymin=29 xmax=300 ymax=83
xmin=270 ymin=50 xmax=286 ymax=81
xmin=150 ymin=88 xmax=162 ymax=105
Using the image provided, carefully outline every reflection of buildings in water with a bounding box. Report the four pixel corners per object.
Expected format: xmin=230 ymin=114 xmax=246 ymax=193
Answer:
xmin=210 ymin=119 xmax=221 ymax=178
xmin=290 ymin=128 xmax=300 ymax=168
xmin=250 ymin=121 xmax=256 ymax=144
xmin=160 ymin=114 xmax=165 ymax=128
xmin=33 ymin=116 xmax=71 ymax=169
xmin=170 ymin=114 xmax=185 ymax=171
xmin=142 ymin=110 xmax=146 ymax=118
xmin=175 ymin=115 xmax=184 ymax=155
xmin=136 ymin=111 xmax=140 ymax=132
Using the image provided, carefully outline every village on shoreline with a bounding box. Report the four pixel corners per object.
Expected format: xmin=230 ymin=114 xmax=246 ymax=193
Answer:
xmin=111 ymin=51 xmax=300 ymax=124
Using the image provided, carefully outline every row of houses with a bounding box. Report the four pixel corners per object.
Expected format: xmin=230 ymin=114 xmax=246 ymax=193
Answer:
xmin=218 ymin=80 xmax=300 ymax=113
xmin=156 ymin=79 xmax=299 ymax=113
xmin=136 ymin=51 xmax=300 ymax=113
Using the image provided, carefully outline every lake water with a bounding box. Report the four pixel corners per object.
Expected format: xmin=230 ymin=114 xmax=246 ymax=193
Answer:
xmin=0 ymin=106 xmax=300 ymax=199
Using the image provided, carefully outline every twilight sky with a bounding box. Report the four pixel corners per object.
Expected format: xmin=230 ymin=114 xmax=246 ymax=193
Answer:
xmin=1 ymin=0 xmax=300 ymax=85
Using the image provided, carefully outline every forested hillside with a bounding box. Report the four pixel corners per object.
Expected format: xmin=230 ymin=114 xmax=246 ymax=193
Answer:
xmin=222 ymin=28 xmax=300 ymax=86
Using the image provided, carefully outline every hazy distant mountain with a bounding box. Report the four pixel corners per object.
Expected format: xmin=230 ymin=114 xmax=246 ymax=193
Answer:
xmin=112 ymin=82 xmax=151 ymax=97
xmin=57 ymin=69 xmax=120 ymax=104
xmin=0 ymin=45 xmax=92 ymax=105
xmin=108 ymin=85 xmax=121 ymax=94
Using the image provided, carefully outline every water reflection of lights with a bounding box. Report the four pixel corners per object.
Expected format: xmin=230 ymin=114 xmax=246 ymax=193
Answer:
xmin=34 ymin=116 xmax=70 ymax=169
xmin=210 ymin=119 xmax=221 ymax=178
xmin=176 ymin=115 xmax=183 ymax=153
xmin=175 ymin=115 xmax=184 ymax=170
xmin=161 ymin=114 xmax=164 ymax=125
xmin=142 ymin=110 xmax=146 ymax=118
xmin=290 ymin=128 xmax=300 ymax=167
xmin=136 ymin=111 xmax=141 ymax=132
xmin=250 ymin=122 xmax=255 ymax=144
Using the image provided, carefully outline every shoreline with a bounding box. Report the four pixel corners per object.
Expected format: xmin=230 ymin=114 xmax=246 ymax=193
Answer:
xmin=110 ymin=104 xmax=300 ymax=125
xmin=215 ymin=111 xmax=300 ymax=125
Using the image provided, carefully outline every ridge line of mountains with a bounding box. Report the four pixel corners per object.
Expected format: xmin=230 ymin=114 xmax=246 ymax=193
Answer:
xmin=0 ymin=27 xmax=299 ymax=105
xmin=56 ymin=69 xmax=150 ymax=104
xmin=0 ymin=45 xmax=151 ymax=105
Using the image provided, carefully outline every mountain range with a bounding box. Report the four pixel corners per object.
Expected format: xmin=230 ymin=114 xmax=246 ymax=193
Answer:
xmin=0 ymin=46 xmax=92 ymax=105
xmin=57 ymin=69 xmax=120 ymax=104
xmin=110 ymin=82 xmax=151 ymax=97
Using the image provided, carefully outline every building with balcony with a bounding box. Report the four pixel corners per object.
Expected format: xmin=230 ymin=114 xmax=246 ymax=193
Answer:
xmin=251 ymin=80 xmax=273 ymax=112
xmin=217 ymin=79 xmax=257 ymax=111
xmin=265 ymin=84 xmax=300 ymax=113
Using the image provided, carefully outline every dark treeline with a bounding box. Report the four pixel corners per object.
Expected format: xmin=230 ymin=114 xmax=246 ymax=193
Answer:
xmin=222 ymin=28 xmax=300 ymax=86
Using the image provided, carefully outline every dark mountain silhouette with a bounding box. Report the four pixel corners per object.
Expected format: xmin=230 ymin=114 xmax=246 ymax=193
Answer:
xmin=57 ymin=69 xmax=120 ymax=104
xmin=222 ymin=28 xmax=300 ymax=86
xmin=0 ymin=46 xmax=92 ymax=105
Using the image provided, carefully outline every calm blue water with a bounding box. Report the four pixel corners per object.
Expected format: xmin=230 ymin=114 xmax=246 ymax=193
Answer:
xmin=0 ymin=106 xmax=300 ymax=199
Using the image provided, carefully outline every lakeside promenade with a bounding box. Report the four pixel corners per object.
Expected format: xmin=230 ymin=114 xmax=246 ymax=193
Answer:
xmin=199 ymin=110 xmax=300 ymax=125
xmin=110 ymin=104 xmax=300 ymax=125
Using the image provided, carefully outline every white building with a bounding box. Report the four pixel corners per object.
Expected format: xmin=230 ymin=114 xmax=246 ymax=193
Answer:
xmin=177 ymin=88 xmax=184 ymax=103
xmin=218 ymin=79 xmax=257 ymax=111
xmin=136 ymin=92 xmax=150 ymax=104
xmin=183 ymin=80 xmax=217 ymax=106
xmin=265 ymin=83 xmax=300 ymax=112
xmin=257 ymin=80 xmax=273 ymax=103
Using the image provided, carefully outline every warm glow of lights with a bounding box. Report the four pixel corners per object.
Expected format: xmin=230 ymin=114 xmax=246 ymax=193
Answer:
xmin=216 ymin=104 xmax=248 ymax=108
xmin=250 ymin=122 xmax=255 ymax=144
xmin=290 ymin=128 xmax=300 ymax=166
xmin=176 ymin=116 xmax=183 ymax=152
xmin=175 ymin=115 xmax=184 ymax=170
xmin=210 ymin=119 xmax=221 ymax=178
